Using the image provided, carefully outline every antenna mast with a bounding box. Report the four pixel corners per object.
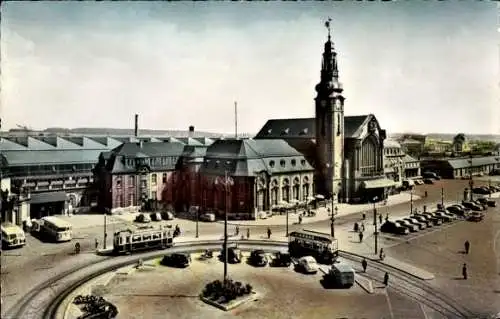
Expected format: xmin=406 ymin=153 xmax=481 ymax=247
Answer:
xmin=234 ymin=101 xmax=238 ymax=139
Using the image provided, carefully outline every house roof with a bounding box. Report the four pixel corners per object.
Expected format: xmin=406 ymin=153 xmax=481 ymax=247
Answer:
xmin=2 ymin=149 xmax=104 ymax=166
xmin=254 ymin=115 xmax=373 ymax=139
xmin=384 ymin=139 xmax=401 ymax=149
xmin=447 ymin=156 xmax=500 ymax=169
xmin=202 ymin=139 xmax=313 ymax=176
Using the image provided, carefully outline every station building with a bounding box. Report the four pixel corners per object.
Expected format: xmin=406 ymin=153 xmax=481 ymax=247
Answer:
xmin=420 ymin=156 xmax=500 ymax=179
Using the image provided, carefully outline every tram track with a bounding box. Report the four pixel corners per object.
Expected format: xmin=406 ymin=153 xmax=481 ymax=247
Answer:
xmin=339 ymin=250 xmax=476 ymax=319
xmin=6 ymin=240 xmax=287 ymax=319
xmin=5 ymin=240 xmax=479 ymax=319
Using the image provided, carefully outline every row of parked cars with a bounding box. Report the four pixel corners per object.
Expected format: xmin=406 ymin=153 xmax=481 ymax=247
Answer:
xmin=380 ymin=198 xmax=495 ymax=235
xmin=472 ymin=185 xmax=500 ymax=195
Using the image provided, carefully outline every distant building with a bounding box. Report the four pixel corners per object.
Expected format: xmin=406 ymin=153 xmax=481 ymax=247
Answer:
xmin=420 ymin=156 xmax=500 ymax=179
xmin=399 ymin=138 xmax=425 ymax=158
xmin=383 ymin=139 xmax=405 ymax=189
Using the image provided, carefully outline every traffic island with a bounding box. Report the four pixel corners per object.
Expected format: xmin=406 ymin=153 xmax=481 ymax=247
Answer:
xmin=200 ymin=279 xmax=258 ymax=311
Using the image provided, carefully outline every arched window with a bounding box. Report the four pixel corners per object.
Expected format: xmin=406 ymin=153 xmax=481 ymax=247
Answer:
xmin=282 ymin=178 xmax=290 ymax=202
xmin=270 ymin=179 xmax=279 ymax=205
xmin=292 ymin=177 xmax=300 ymax=200
xmin=360 ymin=136 xmax=378 ymax=176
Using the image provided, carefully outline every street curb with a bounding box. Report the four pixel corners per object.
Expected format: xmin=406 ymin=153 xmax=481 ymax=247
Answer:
xmin=200 ymin=291 xmax=259 ymax=311
xmin=354 ymin=274 xmax=374 ymax=294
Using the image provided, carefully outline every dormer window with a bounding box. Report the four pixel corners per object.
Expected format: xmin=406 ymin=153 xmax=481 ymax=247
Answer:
xmin=291 ymin=159 xmax=297 ymax=166
xmin=269 ymin=160 xmax=275 ymax=167
xmin=280 ymin=159 xmax=286 ymax=167
xmin=281 ymin=128 xmax=290 ymax=135
xmin=301 ymin=159 xmax=306 ymax=166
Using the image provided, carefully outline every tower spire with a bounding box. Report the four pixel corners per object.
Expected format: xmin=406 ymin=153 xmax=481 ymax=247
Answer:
xmin=316 ymin=18 xmax=342 ymax=95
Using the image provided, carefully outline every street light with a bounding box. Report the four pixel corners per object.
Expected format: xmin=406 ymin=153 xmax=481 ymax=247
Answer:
xmin=441 ymin=187 xmax=444 ymax=208
xmin=103 ymin=208 xmax=108 ymax=250
xmin=372 ymin=196 xmax=379 ymax=255
xmin=330 ymin=193 xmax=338 ymax=237
xmin=489 ymin=179 xmax=492 ymax=198
xmin=410 ymin=190 xmax=413 ymax=215
xmin=215 ymin=172 xmax=234 ymax=282
xmin=469 ymin=154 xmax=474 ymax=201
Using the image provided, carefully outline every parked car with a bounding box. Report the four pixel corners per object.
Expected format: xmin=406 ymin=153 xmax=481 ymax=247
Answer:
xmin=423 ymin=179 xmax=434 ymax=184
xmin=249 ymin=250 xmax=268 ymax=267
xmin=446 ymin=206 xmax=468 ymax=218
xmin=380 ymin=221 xmax=410 ymax=235
xmin=219 ymin=246 xmax=242 ymax=264
xmin=150 ymin=212 xmax=162 ymax=221
xmin=161 ymin=253 xmax=191 ymax=268
xmin=433 ymin=211 xmax=454 ymax=222
xmin=199 ymin=213 xmax=216 ymax=222
xmin=135 ymin=213 xmax=151 ymax=223
xmin=295 ymin=256 xmax=319 ymax=274
xmin=396 ymin=219 xmax=419 ymax=232
xmin=487 ymin=199 xmax=497 ymax=207
xmin=462 ymin=201 xmax=483 ymax=211
xmin=472 ymin=200 xmax=487 ymax=210
xmin=419 ymin=213 xmax=443 ymax=226
xmin=160 ymin=211 xmax=175 ymax=220
xmin=467 ymin=212 xmax=484 ymax=222
xmin=414 ymin=179 xmax=425 ymax=185
xmin=476 ymin=197 xmax=488 ymax=206
xmin=472 ymin=187 xmax=490 ymax=195
xmin=411 ymin=215 xmax=433 ymax=227
xmin=271 ymin=252 xmax=292 ymax=267
xmin=423 ymin=171 xmax=440 ymax=180
xmin=405 ymin=218 xmax=427 ymax=230
xmin=325 ymin=263 xmax=355 ymax=288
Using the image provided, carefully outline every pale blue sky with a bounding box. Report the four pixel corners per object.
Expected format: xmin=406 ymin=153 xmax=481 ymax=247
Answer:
xmin=1 ymin=1 xmax=498 ymax=134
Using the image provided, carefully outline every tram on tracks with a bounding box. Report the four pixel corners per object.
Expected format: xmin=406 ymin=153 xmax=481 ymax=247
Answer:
xmin=288 ymin=229 xmax=338 ymax=264
xmin=112 ymin=224 xmax=174 ymax=255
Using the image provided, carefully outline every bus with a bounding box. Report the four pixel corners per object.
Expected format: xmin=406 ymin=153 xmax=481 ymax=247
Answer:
xmin=38 ymin=216 xmax=73 ymax=242
xmin=113 ymin=224 xmax=174 ymax=255
xmin=288 ymin=229 xmax=338 ymax=264
xmin=1 ymin=223 xmax=26 ymax=249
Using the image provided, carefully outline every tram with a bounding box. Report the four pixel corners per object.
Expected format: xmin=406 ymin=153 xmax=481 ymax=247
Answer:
xmin=112 ymin=224 xmax=174 ymax=255
xmin=288 ymin=229 xmax=338 ymax=264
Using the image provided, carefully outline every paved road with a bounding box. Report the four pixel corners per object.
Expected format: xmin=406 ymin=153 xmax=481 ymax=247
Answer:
xmin=1 ymin=178 xmax=497 ymax=317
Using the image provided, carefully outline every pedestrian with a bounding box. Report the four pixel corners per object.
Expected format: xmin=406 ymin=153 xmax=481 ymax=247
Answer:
xmin=383 ymin=272 xmax=389 ymax=286
xmin=462 ymin=263 xmax=468 ymax=280
xmin=379 ymin=248 xmax=385 ymax=261
xmin=354 ymin=222 xmax=359 ymax=232
xmin=359 ymin=231 xmax=364 ymax=243
xmin=298 ymin=215 xmax=303 ymax=224
xmin=327 ymin=208 xmax=331 ymax=215
xmin=267 ymin=227 xmax=272 ymax=239
xmin=95 ymin=238 xmax=99 ymax=249
xmin=362 ymin=212 xmax=366 ymax=220
xmin=246 ymin=228 xmax=250 ymax=239
xmin=385 ymin=213 xmax=389 ymax=222
xmin=361 ymin=222 xmax=365 ymax=232
xmin=362 ymin=258 xmax=368 ymax=272
xmin=425 ymin=190 xmax=428 ymax=198
xmin=379 ymin=214 xmax=383 ymax=224
xmin=464 ymin=240 xmax=470 ymax=254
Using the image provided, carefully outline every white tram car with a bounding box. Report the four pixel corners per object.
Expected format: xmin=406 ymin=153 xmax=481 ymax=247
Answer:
xmin=112 ymin=224 xmax=174 ymax=255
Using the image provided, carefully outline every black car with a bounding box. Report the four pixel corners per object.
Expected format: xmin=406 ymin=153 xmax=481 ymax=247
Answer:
xmin=472 ymin=200 xmax=487 ymax=210
xmin=446 ymin=206 xmax=467 ymax=217
xmin=424 ymin=179 xmax=434 ymax=184
xmin=476 ymin=198 xmax=488 ymax=206
xmin=219 ymin=246 xmax=242 ymax=264
xmin=161 ymin=253 xmax=191 ymax=268
xmin=487 ymin=199 xmax=497 ymax=207
xmin=249 ymin=249 xmax=268 ymax=267
xmin=416 ymin=213 xmax=442 ymax=226
xmin=472 ymin=187 xmax=490 ymax=195
xmin=462 ymin=201 xmax=483 ymax=211
xmin=271 ymin=252 xmax=292 ymax=267
xmin=380 ymin=221 xmax=409 ymax=235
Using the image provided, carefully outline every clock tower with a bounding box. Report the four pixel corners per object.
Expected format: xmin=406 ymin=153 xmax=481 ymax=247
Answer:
xmin=314 ymin=19 xmax=345 ymax=201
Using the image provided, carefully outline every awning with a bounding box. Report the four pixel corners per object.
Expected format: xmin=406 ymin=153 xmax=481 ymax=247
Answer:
xmin=29 ymin=191 xmax=67 ymax=204
xmin=362 ymin=178 xmax=396 ymax=189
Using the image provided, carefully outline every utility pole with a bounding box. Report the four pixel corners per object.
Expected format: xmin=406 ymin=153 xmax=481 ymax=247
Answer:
xmin=221 ymin=171 xmax=233 ymax=282
xmin=410 ymin=190 xmax=413 ymax=215
xmin=373 ymin=196 xmax=378 ymax=255
xmin=489 ymin=179 xmax=492 ymax=198
xmin=330 ymin=193 xmax=338 ymax=237
xmin=195 ymin=207 xmax=199 ymax=238
xmin=441 ymin=187 xmax=444 ymax=208
xmin=286 ymin=207 xmax=289 ymax=237
xmin=469 ymin=154 xmax=474 ymax=201
xmin=103 ymin=211 xmax=107 ymax=250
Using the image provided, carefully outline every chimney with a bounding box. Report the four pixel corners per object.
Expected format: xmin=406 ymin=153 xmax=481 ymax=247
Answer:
xmin=134 ymin=114 xmax=139 ymax=137
xmin=188 ymin=125 xmax=194 ymax=138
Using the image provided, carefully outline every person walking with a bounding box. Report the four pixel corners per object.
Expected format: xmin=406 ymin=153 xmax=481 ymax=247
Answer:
xmin=379 ymin=248 xmax=385 ymax=261
xmin=361 ymin=222 xmax=365 ymax=232
xmin=383 ymin=272 xmax=389 ymax=286
xmin=385 ymin=213 xmax=389 ymax=222
xmin=95 ymin=238 xmax=99 ymax=249
xmin=358 ymin=231 xmax=364 ymax=243
xmin=267 ymin=227 xmax=272 ymax=239
xmin=298 ymin=214 xmax=303 ymax=224
xmin=425 ymin=190 xmax=428 ymax=198
xmin=462 ymin=263 xmax=468 ymax=280
xmin=362 ymin=258 xmax=368 ymax=272
xmin=246 ymin=228 xmax=250 ymax=239
xmin=379 ymin=214 xmax=383 ymax=225
xmin=362 ymin=213 xmax=366 ymax=220
xmin=464 ymin=240 xmax=470 ymax=254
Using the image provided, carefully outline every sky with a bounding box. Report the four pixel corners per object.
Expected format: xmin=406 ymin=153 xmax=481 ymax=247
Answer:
xmin=1 ymin=1 xmax=499 ymax=135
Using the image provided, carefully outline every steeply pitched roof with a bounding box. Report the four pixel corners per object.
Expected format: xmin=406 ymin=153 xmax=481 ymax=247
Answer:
xmin=254 ymin=115 xmax=372 ymax=139
xmin=202 ymin=139 xmax=313 ymax=176
xmin=2 ymin=149 xmax=103 ymax=166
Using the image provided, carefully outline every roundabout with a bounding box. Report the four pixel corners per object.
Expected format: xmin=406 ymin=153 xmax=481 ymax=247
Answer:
xmin=5 ymin=239 xmax=476 ymax=319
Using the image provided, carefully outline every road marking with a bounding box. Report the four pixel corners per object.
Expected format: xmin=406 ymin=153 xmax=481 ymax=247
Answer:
xmin=420 ymin=303 xmax=430 ymax=319
xmin=385 ymin=290 xmax=395 ymax=319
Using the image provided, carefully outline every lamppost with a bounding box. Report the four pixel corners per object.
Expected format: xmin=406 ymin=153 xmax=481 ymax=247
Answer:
xmin=469 ymin=154 xmax=474 ymax=201
xmin=215 ymin=172 xmax=234 ymax=282
xmin=410 ymin=190 xmax=413 ymax=215
xmin=489 ymin=179 xmax=491 ymax=198
xmin=372 ymin=196 xmax=379 ymax=255
xmin=441 ymin=187 xmax=444 ymax=208
xmin=330 ymin=193 xmax=338 ymax=237
xmin=103 ymin=208 xmax=108 ymax=250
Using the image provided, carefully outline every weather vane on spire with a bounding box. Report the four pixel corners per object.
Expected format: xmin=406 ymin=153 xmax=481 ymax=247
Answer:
xmin=325 ymin=17 xmax=332 ymax=38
